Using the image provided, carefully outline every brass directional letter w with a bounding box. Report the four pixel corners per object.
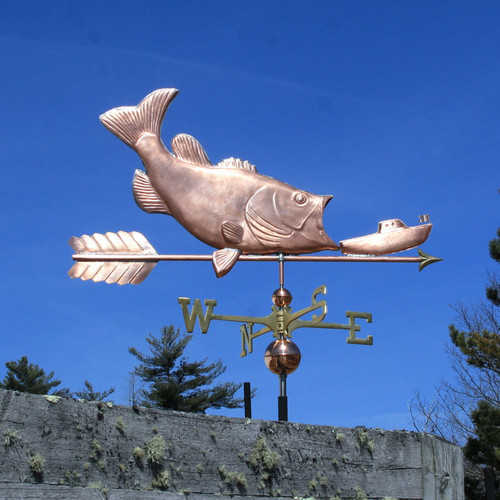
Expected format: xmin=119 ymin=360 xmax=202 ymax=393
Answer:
xmin=178 ymin=298 xmax=217 ymax=333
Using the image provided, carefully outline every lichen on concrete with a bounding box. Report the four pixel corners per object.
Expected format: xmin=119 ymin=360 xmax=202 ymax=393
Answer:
xmin=0 ymin=388 xmax=464 ymax=499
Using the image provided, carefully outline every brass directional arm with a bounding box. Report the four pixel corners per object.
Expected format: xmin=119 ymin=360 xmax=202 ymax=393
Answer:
xmin=178 ymin=285 xmax=373 ymax=357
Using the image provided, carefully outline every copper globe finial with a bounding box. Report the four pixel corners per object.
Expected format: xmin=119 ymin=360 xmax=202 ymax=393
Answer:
xmin=272 ymin=288 xmax=292 ymax=307
xmin=264 ymin=338 xmax=301 ymax=375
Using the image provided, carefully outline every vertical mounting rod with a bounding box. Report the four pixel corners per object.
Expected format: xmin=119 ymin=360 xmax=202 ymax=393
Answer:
xmin=278 ymin=253 xmax=285 ymax=289
xmin=244 ymin=382 xmax=252 ymax=419
xmin=278 ymin=373 xmax=288 ymax=421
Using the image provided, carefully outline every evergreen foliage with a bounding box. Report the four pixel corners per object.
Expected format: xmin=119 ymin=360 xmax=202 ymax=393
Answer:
xmin=129 ymin=325 xmax=244 ymax=412
xmin=487 ymin=228 xmax=500 ymax=306
xmin=74 ymin=380 xmax=115 ymax=401
xmin=457 ymin=228 xmax=500 ymax=499
xmin=464 ymin=401 xmax=500 ymax=472
xmin=0 ymin=356 xmax=69 ymax=396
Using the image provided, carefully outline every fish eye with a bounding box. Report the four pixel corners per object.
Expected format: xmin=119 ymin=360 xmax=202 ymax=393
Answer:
xmin=294 ymin=193 xmax=308 ymax=205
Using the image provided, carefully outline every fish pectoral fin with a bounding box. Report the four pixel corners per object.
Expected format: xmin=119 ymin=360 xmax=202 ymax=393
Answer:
xmin=133 ymin=170 xmax=172 ymax=215
xmin=212 ymin=248 xmax=241 ymax=278
xmin=216 ymin=157 xmax=257 ymax=173
xmin=171 ymin=134 xmax=212 ymax=166
xmin=221 ymin=221 xmax=244 ymax=244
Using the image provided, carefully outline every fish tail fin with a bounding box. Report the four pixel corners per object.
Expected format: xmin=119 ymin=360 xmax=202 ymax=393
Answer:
xmin=99 ymin=88 xmax=179 ymax=149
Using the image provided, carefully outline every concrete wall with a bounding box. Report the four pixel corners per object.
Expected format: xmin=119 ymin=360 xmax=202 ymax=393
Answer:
xmin=0 ymin=389 xmax=463 ymax=499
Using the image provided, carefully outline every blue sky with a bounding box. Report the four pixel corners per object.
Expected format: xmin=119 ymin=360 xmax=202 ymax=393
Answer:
xmin=1 ymin=1 xmax=498 ymax=429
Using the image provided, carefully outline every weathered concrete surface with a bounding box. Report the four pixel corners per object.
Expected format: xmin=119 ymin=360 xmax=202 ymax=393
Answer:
xmin=0 ymin=389 xmax=463 ymax=499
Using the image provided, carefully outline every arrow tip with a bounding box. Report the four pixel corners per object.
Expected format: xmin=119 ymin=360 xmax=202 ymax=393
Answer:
xmin=418 ymin=248 xmax=443 ymax=271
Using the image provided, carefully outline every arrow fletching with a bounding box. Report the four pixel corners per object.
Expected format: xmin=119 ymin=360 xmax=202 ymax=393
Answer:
xmin=68 ymin=231 xmax=158 ymax=285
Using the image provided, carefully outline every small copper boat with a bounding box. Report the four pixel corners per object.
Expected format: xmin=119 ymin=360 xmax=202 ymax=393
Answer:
xmin=339 ymin=218 xmax=432 ymax=256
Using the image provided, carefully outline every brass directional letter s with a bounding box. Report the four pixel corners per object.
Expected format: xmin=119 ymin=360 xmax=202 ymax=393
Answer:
xmin=178 ymin=298 xmax=217 ymax=333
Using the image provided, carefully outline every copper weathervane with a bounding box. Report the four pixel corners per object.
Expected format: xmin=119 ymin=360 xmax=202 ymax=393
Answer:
xmin=68 ymin=88 xmax=442 ymax=420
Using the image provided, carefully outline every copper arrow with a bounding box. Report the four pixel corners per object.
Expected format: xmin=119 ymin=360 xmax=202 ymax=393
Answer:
xmin=69 ymin=232 xmax=442 ymax=285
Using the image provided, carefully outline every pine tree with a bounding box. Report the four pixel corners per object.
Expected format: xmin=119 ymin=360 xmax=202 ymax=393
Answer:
xmin=486 ymin=227 xmax=500 ymax=306
xmin=456 ymin=228 xmax=500 ymax=499
xmin=74 ymin=380 xmax=115 ymax=401
xmin=129 ymin=325 xmax=244 ymax=413
xmin=464 ymin=401 xmax=500 ymax=473
xmin=0 ymin=356 xmax=69 ymax=396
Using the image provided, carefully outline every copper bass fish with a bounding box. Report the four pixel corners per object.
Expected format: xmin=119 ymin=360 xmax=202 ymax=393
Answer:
xmin=100 ymin=89 xmax=338 ymax=276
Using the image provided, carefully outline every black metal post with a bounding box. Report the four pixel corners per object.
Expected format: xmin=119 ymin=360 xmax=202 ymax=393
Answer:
xmin=278 ymin=373 xmax=288 ymax=421
xmin=244 ymin=382 xmax=252 ymax=419
xmin=278 ymin=396 xmax=288 ymax=421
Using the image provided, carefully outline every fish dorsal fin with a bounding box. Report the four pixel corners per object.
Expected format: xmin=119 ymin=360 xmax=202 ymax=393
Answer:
xmin=171 ymin=134 xmax=212 ymax=166
xmin=216 ymin=157 xmax=257 ymax=172
xmin=133 ymin=170 xmax=172 ymax=215
xmin=212 ymin=248 xmax=241 ymax=278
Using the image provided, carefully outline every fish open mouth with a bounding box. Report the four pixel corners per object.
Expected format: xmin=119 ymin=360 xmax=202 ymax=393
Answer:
xmin=318 ymin=195 xmax=338 ymax=250
xmin=300 ymin=195 xmax=338 ymax=251
xmin=317 ymin=195 xmax=333 ymax=230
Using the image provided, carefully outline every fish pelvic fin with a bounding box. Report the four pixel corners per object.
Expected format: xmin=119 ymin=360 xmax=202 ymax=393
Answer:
xmin=99 ymin=88 xmax=179 ymax=149
xmin=212 ymin=248 xmax=241 ymax=278
xmin=133 ymin=169 xmax=172 ymax=215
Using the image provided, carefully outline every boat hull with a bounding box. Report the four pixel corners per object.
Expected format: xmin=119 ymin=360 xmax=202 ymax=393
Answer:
xmin=339 ymin=220 xmax=432 ymax=256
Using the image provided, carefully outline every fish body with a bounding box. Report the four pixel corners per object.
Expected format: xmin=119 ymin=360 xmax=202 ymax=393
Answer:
xmin=100 ymin=89 xmax=338 ymax=276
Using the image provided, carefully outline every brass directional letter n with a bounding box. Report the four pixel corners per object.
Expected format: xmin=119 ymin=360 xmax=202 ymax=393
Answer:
xmin=178 ymin=298 xmax=217 ymax=333
xmin=240 ymin=323 xmax=253 ymax=357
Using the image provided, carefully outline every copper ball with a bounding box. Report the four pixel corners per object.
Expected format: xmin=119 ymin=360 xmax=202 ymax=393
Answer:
xmin=272 ymin=288 xmax=292 ymax=307
xmin=264 ymin=339 xmax=301 ymax=375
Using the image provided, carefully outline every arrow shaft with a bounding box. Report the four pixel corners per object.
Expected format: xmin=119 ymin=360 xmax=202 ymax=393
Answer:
xmin=73 ymin=254 xmax=424 ymax=263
